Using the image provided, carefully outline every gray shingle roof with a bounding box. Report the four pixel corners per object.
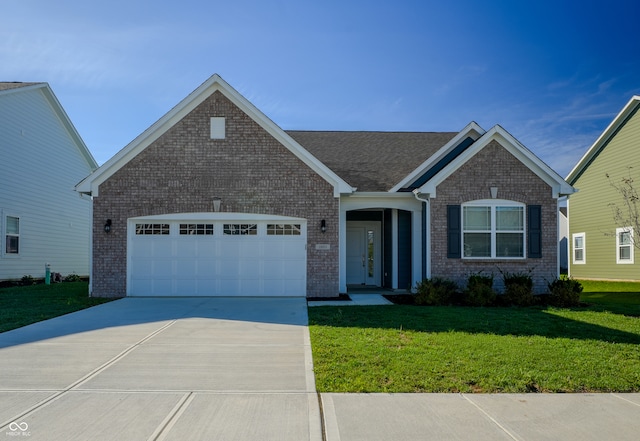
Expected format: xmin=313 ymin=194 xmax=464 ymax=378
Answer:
xmin=0 ymin=82 xmax=41 ymax=91
xmin=286 ymin=131 xmax=457 ymax=192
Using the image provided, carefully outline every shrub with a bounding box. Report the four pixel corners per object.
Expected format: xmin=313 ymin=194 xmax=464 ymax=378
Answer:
xmin=501 ymin=270 xmax=534 ymax=306
xmin=64 ymin=274 xmax=83 ymax=283
xmin=415 ymin=278 xmax=458 ymax=306
xmin=463 ymin=272 xmax=496 ymax=306
xmin=548 ymin=276 xmax=583 ymax=307
xmin=21 ymin=275 xmax=35 ymax=286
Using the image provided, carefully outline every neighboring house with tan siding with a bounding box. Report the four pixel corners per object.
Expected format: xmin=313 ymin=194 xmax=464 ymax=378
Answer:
xmin=76 ymin=74 xmax=574 ymax=298
xmin=566 ymin=96 xmax=640 ymax=281
xmin=0 ymin=82 xmax=97 ymax=281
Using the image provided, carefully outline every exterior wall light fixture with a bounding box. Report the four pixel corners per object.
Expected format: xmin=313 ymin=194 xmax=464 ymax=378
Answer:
xmin=320 ymin=219 xmax=326 ymax=233
xmin=104 ymin=219 xmax=112 ymax=233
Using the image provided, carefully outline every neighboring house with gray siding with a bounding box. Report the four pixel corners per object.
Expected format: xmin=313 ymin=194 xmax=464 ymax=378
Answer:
xmin=566 ymin=95 xmax=640 ymax=281
xmin=0 ymin=82 xmax=97 ymax=281
xmin=76 ymin=74 xmax=573 ymax=298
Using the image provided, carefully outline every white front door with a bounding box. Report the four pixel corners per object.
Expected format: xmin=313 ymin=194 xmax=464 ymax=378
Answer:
xmin=346 ymin=221 xmax=381 ymax=286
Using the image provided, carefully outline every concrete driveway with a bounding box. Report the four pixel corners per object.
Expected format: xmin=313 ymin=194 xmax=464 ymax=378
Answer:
xmin=0 ymin=297 xmax=321 ymax=441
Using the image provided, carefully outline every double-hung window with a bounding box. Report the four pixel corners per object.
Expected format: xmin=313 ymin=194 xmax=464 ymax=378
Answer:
xmin=572 ymin=233 xmax=585 ymax=264
xmin=462 ymin=201 xmax=525 ymax=258
xmin=5 ymin=215 xmax=20 ymax=255
xmin=616 ymin=227 xmax=634 ymax=264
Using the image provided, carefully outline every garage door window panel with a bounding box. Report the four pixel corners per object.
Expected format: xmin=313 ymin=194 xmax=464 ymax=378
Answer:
xmin=224 ymin=224 xmax=257 ymax=235
xmin=267 ymin=224 xmax=301 ymax=235
xmin=136 ymin=224 xmax=170 ymax=235
xmin=180 ymin=224 xmax=214 ymax=235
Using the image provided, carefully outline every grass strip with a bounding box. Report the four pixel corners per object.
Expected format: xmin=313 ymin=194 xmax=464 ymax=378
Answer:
xmin=0 ymin=282 xmax=115 ymax=333
xmin=309 ymin=299 xmax=640 ymax=393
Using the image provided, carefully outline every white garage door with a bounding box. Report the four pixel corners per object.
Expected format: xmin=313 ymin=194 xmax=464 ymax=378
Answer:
xmin=127 ymin=214 xmax=307 ymax=297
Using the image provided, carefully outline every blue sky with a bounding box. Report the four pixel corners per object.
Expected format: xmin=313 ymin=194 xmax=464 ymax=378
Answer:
xmin=2 ymin=0 xmax=639 ymax=176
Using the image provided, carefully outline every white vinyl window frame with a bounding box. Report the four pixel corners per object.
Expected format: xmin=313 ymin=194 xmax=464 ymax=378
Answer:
xmin=461 ymin=199 xmax=526 ymax=259
xmin=616 ymin=227 xmax=634 ymax=264
xmin=3 ymin=214 xmax=21 ymax=257
xmin=572 ymin=232 xmax=585 ymax=264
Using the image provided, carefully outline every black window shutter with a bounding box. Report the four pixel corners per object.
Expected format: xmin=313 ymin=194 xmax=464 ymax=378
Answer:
xmin=447 ymin=205 xmax=461 ymax=258
xmin=528 ymin=205 xmax=542 ymax=258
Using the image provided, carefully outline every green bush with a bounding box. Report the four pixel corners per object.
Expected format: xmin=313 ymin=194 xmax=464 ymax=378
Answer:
xmin=548 ymin=276 xmax=583 ymax=307
xmin=64 ymin=274 xmax=83 ymax=283
xmin=415 ymin=278 xmax=458 ymax=306
xmin=502 ymin=270 xmax=534 ymax=306
xmin=21 ymin=275 xmax=35 ymax=286
xmin=463 ymin=272 xmax=496 ymax=306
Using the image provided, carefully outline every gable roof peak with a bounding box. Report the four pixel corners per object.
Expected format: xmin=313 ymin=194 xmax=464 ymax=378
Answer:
xmin=75 ymin=74 xmax=354 ymax=197
xmin=566 ymin=95 xmax=640 ymax=185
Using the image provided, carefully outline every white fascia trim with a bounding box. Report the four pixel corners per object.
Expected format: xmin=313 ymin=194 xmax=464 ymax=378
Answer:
xmin=75 ymin=74 xmax=355 ymax=197
xmin=129 ymin=212 xmax=306 ymax=222
xmin=566 ymin=95 xmax=640 ymax=184
xmin=389 ymin=121 xmax=486 ymax=192
xmin=39 ymin=85 xmax=99 ymax=171
xmin=417 ymin=125 xmax=575 ymax=198
xmin=343 ymin=192 xmax=415 ymax=198
xmin=1 ymin=83 xmax=99 ymax=172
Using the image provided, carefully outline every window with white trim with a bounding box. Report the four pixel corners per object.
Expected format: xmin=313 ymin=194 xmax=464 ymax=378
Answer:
xmin=5 ymin=215 xmax=20 ymax=255
xmin=462 ymin=200 xmax=525 ymax=258
xmin=616 ymin=227 xmax=634 ymax=264
xmin=572 ymin=233 xmax=585 ymax=264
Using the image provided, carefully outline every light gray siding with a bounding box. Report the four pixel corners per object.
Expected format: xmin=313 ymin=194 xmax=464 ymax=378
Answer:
xmin=0 ymin=86 xmax=95 ymax=280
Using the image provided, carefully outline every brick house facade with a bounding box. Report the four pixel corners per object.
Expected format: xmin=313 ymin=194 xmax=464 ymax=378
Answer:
xmin=91 ymin=91 xmax=339 ymax=298
xmin=430 ymin=140 xmax=559 ymax=292
xmin=77 ymin=75 xmax=573 ymax=298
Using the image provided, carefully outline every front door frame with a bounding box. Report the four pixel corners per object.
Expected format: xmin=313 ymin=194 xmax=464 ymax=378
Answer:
xmin=339 ymin=194 xmax=424 ymax=293
xmin=346 ymin=221 xmax=382 ymax=286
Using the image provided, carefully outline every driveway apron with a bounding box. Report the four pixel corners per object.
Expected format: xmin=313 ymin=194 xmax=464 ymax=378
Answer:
xmin=0 ymin=297 xmax=321 ymax=441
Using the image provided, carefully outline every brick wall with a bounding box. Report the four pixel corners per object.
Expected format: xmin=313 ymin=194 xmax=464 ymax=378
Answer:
xmin=430 ymin=140 xmax=558 ymax=293
xmin=92 ymin=90 xmax=338 ymax=298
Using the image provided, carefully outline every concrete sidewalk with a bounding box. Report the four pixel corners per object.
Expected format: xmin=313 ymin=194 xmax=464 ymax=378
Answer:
xmin=3 ymin=297 xmax=640 ymax=440
xmin=0 ymin=297 xmax=321 ymax=441
xmin=321 ymin=392 xmax=640 ymax=441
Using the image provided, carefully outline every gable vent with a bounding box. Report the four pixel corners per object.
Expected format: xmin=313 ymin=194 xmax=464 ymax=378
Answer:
xmin=210 ymin=117 xmax=225 ymax=139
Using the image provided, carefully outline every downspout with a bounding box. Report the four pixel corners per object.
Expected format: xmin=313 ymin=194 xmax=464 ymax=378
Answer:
xmin=413 ymin=189 xmax=430 ymax=280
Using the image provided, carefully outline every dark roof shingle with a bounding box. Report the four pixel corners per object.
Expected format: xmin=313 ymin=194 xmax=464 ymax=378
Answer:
xmin=286 ymin=131 xmax=457 ymax=191
xmin=0 ymin=82 xmax=41 ymax=92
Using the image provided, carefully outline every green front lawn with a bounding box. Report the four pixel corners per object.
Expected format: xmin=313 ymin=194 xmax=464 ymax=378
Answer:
xmin=0 ymin=282 xmax=115 ymax=333
xmin=309 ymin=287 xmax=640 ymax=393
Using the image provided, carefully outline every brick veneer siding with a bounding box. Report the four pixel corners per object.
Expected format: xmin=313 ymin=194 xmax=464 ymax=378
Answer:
xmin=430 ymin=140 xmax=558 ymax=293
xmin=91 ymin=91 xmax=338 ymax=298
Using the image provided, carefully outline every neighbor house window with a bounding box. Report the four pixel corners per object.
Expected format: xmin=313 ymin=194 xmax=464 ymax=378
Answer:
xmin=5 ymin=216 xmax=20 ymax=254
xmin=616 ymin=227 xmax=634 ymax=264
xmin=462 ymin=201 xmax=525 ymax=258
xmin=572 ymin=233 xmax=585 ymax=264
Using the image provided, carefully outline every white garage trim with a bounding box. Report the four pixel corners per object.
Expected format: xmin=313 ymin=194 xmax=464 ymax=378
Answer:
xmin=127 ymin=213 xmax=307 ymax=297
